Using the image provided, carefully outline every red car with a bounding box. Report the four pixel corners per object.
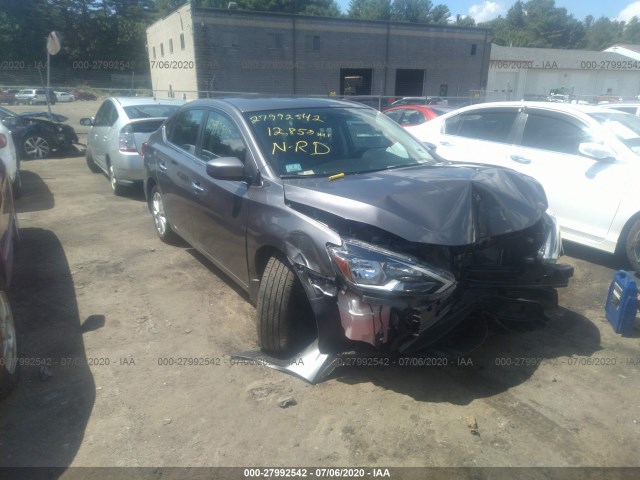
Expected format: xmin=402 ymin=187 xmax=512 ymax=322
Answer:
xmin=383 ymin=105 xmax=452 ymax=127
xmin=0 ymin=157 xmax=19 ymax=398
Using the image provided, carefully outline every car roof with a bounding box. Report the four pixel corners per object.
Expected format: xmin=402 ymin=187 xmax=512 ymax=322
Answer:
xmin=111 ymin=97 xmax=186 ymax=107
xmin=453 ymin=101 xmax=617 ymax=115
xmin=598 ymin=102 xmax=640 ymax=108
xmin=183 ymin=97 xmax=366 ymax=113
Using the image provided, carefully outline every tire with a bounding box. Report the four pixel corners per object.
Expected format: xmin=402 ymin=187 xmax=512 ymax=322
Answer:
xmin=625 ymin=219 xmax=640 ymax=273
xmin=23 ymin=135 xmax=50 ymax=159
xmin=256 ymin=255 xmax=315 ymax=355
xmin=0 ymin=291 xmax=19 ymax=399
xmin=85 ymin=149 xmax=101 ymax=173
xmin=11 ymin=170 xmax=21 ymax=199
xmin=108 ymin=163 xmax=125 ymax=196
xmin=150 ymin=186 xmax=179 ymax=244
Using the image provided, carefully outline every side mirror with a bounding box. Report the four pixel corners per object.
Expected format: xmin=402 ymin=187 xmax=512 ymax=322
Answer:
xmin=206 ymin=157 xmax=245 ymax=181
xmin=578 ymin=142 xmax=615 ymax=161
xmin=79 ymin=117 xmax=94 ymax=126
xmin=422 ymin=141 xmax=437 ymax=151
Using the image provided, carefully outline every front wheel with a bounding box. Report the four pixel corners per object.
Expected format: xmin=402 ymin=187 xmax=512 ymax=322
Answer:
xmin=625 ymin=219 xmax=640 ymax=273
xmin=256 ymin=255 xmax=315 ymax=355
xmin=0 ymin=291 xmax=19 ymax=399
xmin=23 ymin=135 xmax=50 ymax=159
xmin=150 ymin=186 xmax=179 ymax=244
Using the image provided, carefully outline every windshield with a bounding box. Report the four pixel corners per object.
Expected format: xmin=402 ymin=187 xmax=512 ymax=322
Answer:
xmin=589 ymin=111 xmax=640 ymax=155
xmin=244 ymin=107 xmax=435 ymax=177
xmin=123 ymin=104 xmax=181 ymax=119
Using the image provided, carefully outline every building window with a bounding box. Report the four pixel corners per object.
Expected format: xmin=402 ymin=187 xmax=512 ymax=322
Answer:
xmin=471 ymin=44 xmax=477 ymax=55
xmin=270 ymin=33 xmax=283 ymax=49
xmin=305 ymin=35 xmax=320 ymax=51
xmin=160 ymin=43 xmax=164 ymax=57
xmin=180 ymin=33 xmax=185 ymax=50
xmin=223 ymin=32 xmax=239 ymax=48
xmin=152 ymin=46 xmax=156 ymax=59
xmin=169 ymin=38 xmax=174 ymax=54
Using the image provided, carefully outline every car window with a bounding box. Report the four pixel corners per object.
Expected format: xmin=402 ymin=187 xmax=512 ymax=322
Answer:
xmin=610 ymin=107 xmax=637 ymax=114
xmin=400 ymin=109 xmax=425 ymax=126
xmin=589 ymin=111 xmax=640 ymax=155
xmin=200 ymin=111 xmax=247 ymax=162
xmin=444 ymin=110 xmax=518 ymax=143
xmin=521 ymin=113 xmax=593 ymax=155
xmin=165 ymin=109 xmax=205 ymax=154
xmin=384 ymin=110 xmax=402 ymax=122
xmin=124 ymin=104 xmax=181 ymax=119
xmin=94 ymin=101 xmax=116 ymax=127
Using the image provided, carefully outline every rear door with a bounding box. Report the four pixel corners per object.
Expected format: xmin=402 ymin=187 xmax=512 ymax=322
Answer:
xmin=156 ymin=108 xmax=206 ymax=238
xmin=434 ymin=107 xmax=520 ymax=167
xmin=89 ymin=100 xmax=117 ymax=169
xmin=508 ymin=108 xmax=624 ymax=241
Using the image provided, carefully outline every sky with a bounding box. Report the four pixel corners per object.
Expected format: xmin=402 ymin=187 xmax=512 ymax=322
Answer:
xmin=335 ymin=0 xmax=640 ymax=23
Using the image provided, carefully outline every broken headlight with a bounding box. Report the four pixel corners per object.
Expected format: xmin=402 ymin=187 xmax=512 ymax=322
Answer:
xmin=327 ymin=239 xmax=456 ymax=295
xmin=537 ymin=210 xmax=562 ymax=264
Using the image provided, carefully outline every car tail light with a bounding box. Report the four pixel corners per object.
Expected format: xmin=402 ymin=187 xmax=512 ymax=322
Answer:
xmin=119 ymin=124 xmax=137 ymax=153
xmin=0 ymin=134 xmax=6 ymax=148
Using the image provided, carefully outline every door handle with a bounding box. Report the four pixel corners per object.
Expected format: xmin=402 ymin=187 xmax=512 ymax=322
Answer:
xmin=510 ymin=155 xmax=531 ymax=164
xmin=440 ymin=141 xmax=453 ymax=147
xmin=192 ymin=181 xmax=204 ymax=193
xmin=158 ymin=162 xmax=167 ymax=172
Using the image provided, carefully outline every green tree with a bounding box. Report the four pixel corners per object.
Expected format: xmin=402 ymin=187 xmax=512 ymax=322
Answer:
xmin=584 ymin=16 xmax=623 ymax=49
xmin=348 ymin=0 xmax=392 ymax=20
xmin=622 ymin=17 xmax=640 ymax=44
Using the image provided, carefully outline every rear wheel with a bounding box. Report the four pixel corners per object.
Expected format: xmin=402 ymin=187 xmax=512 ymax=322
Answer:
xmin=85 ymin=149 xmax=101 ymax=173
xmin=150 ymin=186 xmax=179 ymax=244
xmin=0 ymin=291 xmax=19 ymax=399
xmin=256 ymin=255 xmax=315 ymax=355
xmin=108 ymin=162 xmax=125 ymax=196
xmin=625 ymin=219 xmax=640 ymax=273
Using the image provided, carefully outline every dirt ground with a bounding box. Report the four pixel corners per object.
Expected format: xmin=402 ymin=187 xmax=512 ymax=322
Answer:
xmin=0 ymin=100 xmax=639 ymax=477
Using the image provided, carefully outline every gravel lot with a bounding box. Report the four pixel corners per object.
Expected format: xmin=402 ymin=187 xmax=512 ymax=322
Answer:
xmin=0 ymin=99 xmax=639 ymax=478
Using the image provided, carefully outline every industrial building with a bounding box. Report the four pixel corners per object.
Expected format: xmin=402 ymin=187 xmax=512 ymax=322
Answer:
xmin=487 ymin=43 xmax=640 ymax=102
xmin=146 ymin=3 xmax=492 ymax=101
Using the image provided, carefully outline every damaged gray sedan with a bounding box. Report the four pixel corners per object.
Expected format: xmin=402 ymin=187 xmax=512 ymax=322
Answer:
xmin=143 ymin=98 xmax=573 ymax=380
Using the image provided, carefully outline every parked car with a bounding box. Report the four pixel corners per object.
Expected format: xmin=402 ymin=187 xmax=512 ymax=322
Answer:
xmin=14 ymin=88 xmax=56 ymax=105
xmin=55 ymin=91 xmax=75 ymax=103
xmin=595 ymin=94 xmax=623 ymax=104
xmin=383 ymin=105 xmax=452 ymax=127
xmin=143 ymin=97 xmax=573 ymax=378
xmin=0 ymin=106 xmax=78 ymax=159
xmin=0 ymin=120 xmax=21 ymax=197
xmin=599 ymin=102 xmax=640 ymax=116
xmin=0 ymin=90 xmax=18 ymax=105
xmin=72 ymin=90 xmax=97 ymax=101
xmin=390 ymin=96 xmax=448 ymax=107
xmin=0 ymin=156 xmax=19 ymax=398
xmin=407 ymin=101 xmax=640 ymax=272
xmin=80 ymin=97 xmax=184 ymax=195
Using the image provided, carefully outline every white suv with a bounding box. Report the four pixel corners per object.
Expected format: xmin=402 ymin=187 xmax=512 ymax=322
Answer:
xmin=0 ymin=122 xmax=20 ymax=197
xmin=407 ymin=101 xmax=640 ymax=271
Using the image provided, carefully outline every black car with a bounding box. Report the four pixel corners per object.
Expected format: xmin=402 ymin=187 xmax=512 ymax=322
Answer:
xmin=0 ymin=106 xmax=79 ymax=159
xmin=143 ymin=98 xmax=573 ymax=381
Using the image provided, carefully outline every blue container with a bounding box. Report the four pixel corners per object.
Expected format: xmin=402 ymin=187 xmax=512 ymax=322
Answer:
xmin=605 ymin=270 xmax=638 ymax=335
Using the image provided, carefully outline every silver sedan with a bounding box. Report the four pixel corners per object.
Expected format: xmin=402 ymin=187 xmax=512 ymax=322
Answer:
xmin=80 ymin=97 xmax=184 ymax=195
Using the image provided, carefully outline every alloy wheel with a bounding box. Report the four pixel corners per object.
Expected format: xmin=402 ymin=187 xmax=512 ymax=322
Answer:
xmin=24 ymin=136 xmax=50 ymax=159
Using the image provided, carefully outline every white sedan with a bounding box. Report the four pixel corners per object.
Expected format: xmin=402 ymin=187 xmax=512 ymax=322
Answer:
xmin=55 ymin=91 xmax=75 ymax=102
xmin=407 ymin=101 xmax=640 ymax=271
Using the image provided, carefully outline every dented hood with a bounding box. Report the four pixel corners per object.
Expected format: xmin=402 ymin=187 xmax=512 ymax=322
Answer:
xmin=282 ymin=165 xmax=548 ymax=246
